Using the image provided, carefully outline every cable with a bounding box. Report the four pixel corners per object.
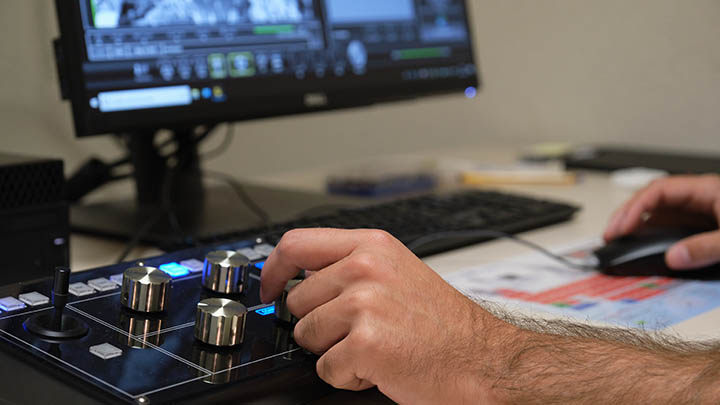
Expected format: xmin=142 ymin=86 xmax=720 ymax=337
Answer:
xmin=115 ymin=212 xmax=164 ymax=263
xmin=204 ymin=170 xmax=273 ymax=228
xmin=406 ymin=230 xmax=598 ymax=271
xmin=202 ymin=123 xmax=235 ymax=160
xmin=116 ymin=135 xmax=205 ymax=263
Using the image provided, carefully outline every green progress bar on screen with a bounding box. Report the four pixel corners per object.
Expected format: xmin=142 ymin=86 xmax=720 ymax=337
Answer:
xmin=391 ymin=47 xmax=451 ymax=61
xmin=253 ymin=25 xmax=296 ymax=35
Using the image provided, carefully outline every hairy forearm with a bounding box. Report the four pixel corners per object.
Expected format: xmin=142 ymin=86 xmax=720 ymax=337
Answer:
xmin=473 ymin=306 xmax=720 ymax=404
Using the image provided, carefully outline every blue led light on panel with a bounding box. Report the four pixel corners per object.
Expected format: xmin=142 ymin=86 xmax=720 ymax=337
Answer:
xmin=255 ymin=306 xmax=275 ymax=316
xmin=159 ymin=262 xmax=191 ymax=278
xmin=254 ymin=261 xmax=266 ymax=270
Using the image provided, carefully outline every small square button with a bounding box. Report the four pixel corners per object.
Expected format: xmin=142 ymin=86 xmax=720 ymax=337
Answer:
xmin=0 ymin=297 xmax=26 ymax=312
xmin=88 ymin=278 xmax=118 ymax=292
xmin=18 ymin=292 xmax=50 ymax=307
xmin=109 ymin=274 xmax=124 ymax=285
xmin=180 ymin=259 xmax=204 ymax=273
xmin=253 ymin=244 xmax=275 ymax=258
xmin=159 ymin=262 xmax=190 ymax=278
xmin=69 ymin=282 xmax=95 ymax=297
xmin=237 ymin=248 xmax=263 ymax=261
xmin=90 ymin=343 xmax=123 ymax=360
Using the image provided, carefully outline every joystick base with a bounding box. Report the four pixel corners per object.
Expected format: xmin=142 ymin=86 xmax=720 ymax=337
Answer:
xmin=24 ymin=312 xmax=89 ymax=340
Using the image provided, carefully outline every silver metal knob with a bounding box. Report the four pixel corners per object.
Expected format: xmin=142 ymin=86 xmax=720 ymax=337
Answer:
xmin=202 ymin=251 xmax=251 ymax=294
xmin=121 ymin=267 xmax=171 ymax=313
xmin=194 ymin=298 xmax=247 ymax=347
xmin=275 ymin=279 xmax=302 ymax=324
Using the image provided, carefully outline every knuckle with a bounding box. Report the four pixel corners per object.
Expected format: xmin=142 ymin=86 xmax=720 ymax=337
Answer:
xmin=349 ymin=326 xmax=377 ymax=353
xmin=293 ymin=316 xmax=314 ymax=346
xmin=276 ymin=229 xmax=305 ymax=256
xmin=316 ymin=355 xmax=339 ymax=387
xmin=345 ymin=289 xmax=376 ymax=314
xmin=365 ymin=229 xmax=396 ymax=246
xmin=347 ymin=252 xmax=379 ymax=276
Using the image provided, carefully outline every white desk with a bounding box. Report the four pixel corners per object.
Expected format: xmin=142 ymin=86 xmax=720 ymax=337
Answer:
xmin=70 ymin=146 xmax=720 ymax=341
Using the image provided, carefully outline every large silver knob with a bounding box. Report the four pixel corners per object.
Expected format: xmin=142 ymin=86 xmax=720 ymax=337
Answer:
xmin=275 ymin=279 xmax=302 ymax=324
xmin=202 ymin=251 xmax=251 ymax=294
xmin=121 ymin=267 xmax=171 ymax=313
xmin=194 ymin=298 xmax=247 ymax=347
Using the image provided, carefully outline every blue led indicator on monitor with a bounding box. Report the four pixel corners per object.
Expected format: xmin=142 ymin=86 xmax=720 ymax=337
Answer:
xmin=159 ymin=262 xmax=191 ymax=278
xmin=255 ymin=306 xmax=275 ymax=316
xmin=465 ymin=86 xmax=478 ymax=99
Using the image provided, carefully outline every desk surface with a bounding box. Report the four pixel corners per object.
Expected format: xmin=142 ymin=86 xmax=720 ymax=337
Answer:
xmin=70 ymin=146 xmax=720 ymax=342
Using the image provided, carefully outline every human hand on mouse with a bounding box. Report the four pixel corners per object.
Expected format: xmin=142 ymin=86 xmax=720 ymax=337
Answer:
xmin=260 ymin=228 xmax=507 ymax=404
xmin=604 ymin=174 xmax=720 ymax=270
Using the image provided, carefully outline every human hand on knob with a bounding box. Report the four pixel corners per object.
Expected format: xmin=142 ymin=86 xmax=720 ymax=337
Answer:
xmin=260 ymin=228 xmax=506 ymax=404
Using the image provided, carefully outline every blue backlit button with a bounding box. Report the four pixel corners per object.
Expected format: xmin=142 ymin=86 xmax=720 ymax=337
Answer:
xmin=255 ymin=305 xmax=275 ymax=316
xmin=89 ymin=343 xmax=123 ymax=360
xmin=18 ymin=292 xmax=50 ymax=307
xmin=69 ymin=282 xmax=95 ymax=297
xmin=180 ymin=259 xmax=204 ymax=273
xmin=87 ymin=278 xmax=118 ymax=292
xmin=253 ymin=244 xmax=275 ymax=258
xmin=159 ymin=262 xmax=191 ymax=278
xmin=0 ymin=297 xmax=27 ymax=312
xmin=237 ymin=248 xmax=263 ymax=261
xmin=109 ymin=274 xmax=124 ymax=285
xmin=254 ymin=261 xmax=265 ymax=270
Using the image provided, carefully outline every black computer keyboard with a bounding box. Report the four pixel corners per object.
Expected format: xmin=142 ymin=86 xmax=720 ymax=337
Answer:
xmin=216 ymin=190 xmax=580 ymax=258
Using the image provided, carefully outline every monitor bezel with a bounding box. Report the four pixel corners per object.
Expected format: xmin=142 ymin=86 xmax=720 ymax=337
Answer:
xmin=55 ymin=0 xmax=481 ymax=137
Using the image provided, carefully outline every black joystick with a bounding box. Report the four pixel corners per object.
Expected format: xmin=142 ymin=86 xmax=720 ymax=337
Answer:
xmin=24 ymin=267 xmax=89 ymax=340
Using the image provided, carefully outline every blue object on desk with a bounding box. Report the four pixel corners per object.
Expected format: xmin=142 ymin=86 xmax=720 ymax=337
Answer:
xmin=327 ymin=174 xmax=437 ymax=198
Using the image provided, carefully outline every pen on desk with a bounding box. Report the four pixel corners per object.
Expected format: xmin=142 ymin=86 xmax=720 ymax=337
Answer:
xmin=461 ymin=170 xmax=577 ymax=186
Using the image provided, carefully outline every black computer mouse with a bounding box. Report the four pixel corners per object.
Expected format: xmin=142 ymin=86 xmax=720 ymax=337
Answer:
xmin=592 ymin=227 xmax=720 ymax=279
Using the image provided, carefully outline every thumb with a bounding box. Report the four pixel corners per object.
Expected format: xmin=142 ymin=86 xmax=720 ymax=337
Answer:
xmin=666 ymin=231 xmax=720 ymax=270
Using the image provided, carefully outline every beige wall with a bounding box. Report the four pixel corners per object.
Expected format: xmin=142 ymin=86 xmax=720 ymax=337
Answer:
xmin=1 ymin=1 xmax=719 ymax=179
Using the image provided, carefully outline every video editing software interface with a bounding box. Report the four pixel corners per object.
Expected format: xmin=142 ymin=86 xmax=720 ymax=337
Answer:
xmin=75 ymin=0 xmax=477 ymax=130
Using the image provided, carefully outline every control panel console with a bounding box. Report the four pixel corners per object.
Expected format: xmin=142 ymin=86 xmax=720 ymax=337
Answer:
xmin=0 ymin=238 xmax=328 ymax=404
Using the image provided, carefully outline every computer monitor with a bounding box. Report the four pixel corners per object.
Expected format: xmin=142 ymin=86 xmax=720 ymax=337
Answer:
xmin=54 ymin=0 xmax=480 ymax=248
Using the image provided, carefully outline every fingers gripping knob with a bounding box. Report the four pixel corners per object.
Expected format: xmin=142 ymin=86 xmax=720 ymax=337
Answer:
xmin=275 ymin=279 xmax=303 ymax=324
xmin=202 ymin=251 xmax=251 ymax=294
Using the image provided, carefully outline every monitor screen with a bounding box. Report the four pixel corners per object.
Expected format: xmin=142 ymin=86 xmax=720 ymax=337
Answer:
xmin=56 ymin=0 xmax=479 ymax=136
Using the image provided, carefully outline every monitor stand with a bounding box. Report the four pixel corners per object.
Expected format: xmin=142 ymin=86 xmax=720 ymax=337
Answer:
xmin=70 ymin=130 xmax=363 ymax=251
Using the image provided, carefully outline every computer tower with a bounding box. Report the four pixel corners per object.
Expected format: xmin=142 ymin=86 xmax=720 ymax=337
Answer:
xmin=0 ymin=153 xmax=69 ymax=286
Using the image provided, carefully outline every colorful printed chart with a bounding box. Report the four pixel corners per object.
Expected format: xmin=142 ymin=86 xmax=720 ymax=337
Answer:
xmin=444 ymin=239 xmax=720 ymax=330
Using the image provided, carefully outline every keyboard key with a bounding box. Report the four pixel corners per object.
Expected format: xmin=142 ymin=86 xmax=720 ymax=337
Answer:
xmin=87 ymin=278 xmax=118 ymax=292
xmin=69 ymin=282 xmax=95 ymax=297
xmin=18 ymin=292 xmax=50 ymax=307
xmin=180 ymin=259 xmax=204 ymax=273
xmin=0 ymin=297 xmax=26 ymax=312
xmin=237 ymin=248 xmax=263 ymax=261
xmin=90 ymin=343 xmax=123 ymax=360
